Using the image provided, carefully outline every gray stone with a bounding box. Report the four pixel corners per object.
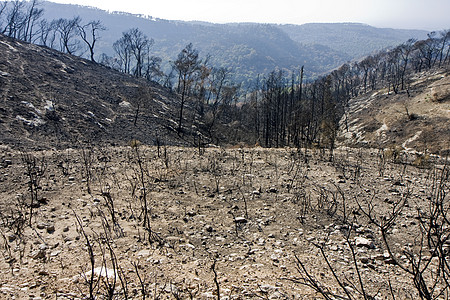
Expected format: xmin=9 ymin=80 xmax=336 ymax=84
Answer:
xmin=6 ymin=232 xmax=16 ymax=242
xmin=30 ymin=249 xmax=46 ymax=260
xmin=36 ymin=223 xmax=47 ymax=230
xmin=46 ymin=225 xmax=55 ymax=234
xmin=360 ymin=257 xmax=370 ymax=264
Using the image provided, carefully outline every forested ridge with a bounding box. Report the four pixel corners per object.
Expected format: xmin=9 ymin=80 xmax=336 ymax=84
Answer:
xmin=278 ymin=23 xmax=428 ymax=59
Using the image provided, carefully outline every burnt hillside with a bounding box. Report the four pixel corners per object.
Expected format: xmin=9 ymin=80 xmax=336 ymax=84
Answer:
xmin=338 ymin=69 xmax=450 ymax=154
xmin=0 ymin=34 xmax=191 ymax=150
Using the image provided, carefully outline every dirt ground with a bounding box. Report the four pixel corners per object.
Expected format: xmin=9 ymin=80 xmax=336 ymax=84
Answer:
xmin=0 ymin=144 xmax=448 ymax=299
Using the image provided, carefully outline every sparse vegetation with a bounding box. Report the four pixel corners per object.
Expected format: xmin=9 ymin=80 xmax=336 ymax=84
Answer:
xmin=0 ymin=2 xmax=449 ymax=299
xmin=20 ymin=151 xmax=47 ymax=226
xmin=0 ymin=145 xmax=448 ymax=298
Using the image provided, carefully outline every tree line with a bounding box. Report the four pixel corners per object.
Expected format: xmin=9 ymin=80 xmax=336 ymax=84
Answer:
xmin=236 ymin=29 xmax=449 ymax=154
xmin=0 ymin=0 xmax=105 ymax=61
xmin=1 ymin=1 xmax=449 ymax=151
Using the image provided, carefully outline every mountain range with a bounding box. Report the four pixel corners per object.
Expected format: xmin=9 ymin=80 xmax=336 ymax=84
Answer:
xmin=40 ymin=1 xmax=429 ymax=83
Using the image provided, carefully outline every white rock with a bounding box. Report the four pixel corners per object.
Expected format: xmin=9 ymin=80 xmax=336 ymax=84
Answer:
xmin=137 ymin=249 xmax=151 ymax=257
xmin=355 ymin=237 xmax=375 ymax=249
xmin=119 ymin=101 xmax=132 ymax=108
xmin=84 ymin=267 xmax=116 ymax=279
xmin=271 ymin=254 xmax=280 ymax=262
xmin=201 ymin=292 xmax=215 ymax=299
xmin=258 ymin=284 xmax=275 ymax=293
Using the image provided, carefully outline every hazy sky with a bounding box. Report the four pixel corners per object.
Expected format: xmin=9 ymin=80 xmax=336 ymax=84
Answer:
xmin=49 ymin=0 xmax=450 ymax=30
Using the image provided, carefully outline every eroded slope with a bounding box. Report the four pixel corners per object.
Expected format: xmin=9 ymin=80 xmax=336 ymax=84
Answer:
xmin=339 ymin=69 xmax=450 ymax=154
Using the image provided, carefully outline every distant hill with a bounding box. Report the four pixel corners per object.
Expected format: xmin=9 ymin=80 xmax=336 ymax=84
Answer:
xmin=277 ymin=23 xmax=428 ymax=59
xmin=39 ymin=1 xmax=429 ymax=82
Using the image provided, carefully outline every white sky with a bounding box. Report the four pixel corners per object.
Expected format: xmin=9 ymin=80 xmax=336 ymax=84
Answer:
xmin=48 ymin=0 xmax=450 ymax=30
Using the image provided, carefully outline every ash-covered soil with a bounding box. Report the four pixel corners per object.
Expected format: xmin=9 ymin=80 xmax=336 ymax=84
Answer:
xmin=0 ymin=35 xmax=195 ymax=150
xmin=0 ymin=145 xmax=448 ymax=299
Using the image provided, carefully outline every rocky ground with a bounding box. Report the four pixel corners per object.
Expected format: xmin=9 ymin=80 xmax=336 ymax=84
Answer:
xmin=0 ymin=144 xmax=448 ymax=299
